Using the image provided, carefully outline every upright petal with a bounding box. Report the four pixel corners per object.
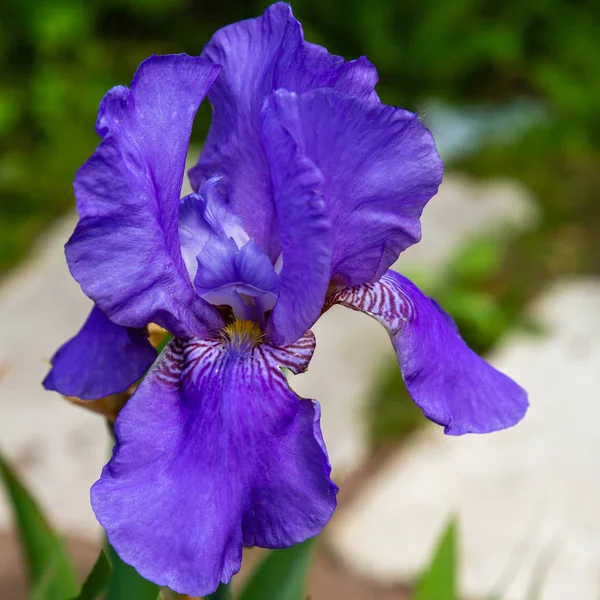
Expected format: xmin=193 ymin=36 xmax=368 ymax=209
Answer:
xmin=43 ymin=306 xmax=156 ymax=400
xmin=329 ymin=270 xmax=528 ymax=434
xmin=261 ymin=99 xmax=332 ymax=345
xmin=92 ymin=331 xmax=337 ymax=596
xmin=179 ymin=177 xmax=249 ymax=281
xmin=194 ymin=237 xmax=279 ymax=321
xmin=66 ymin=55 xmax=223 ymax=338
xmin=264 ymin=89 xmax=443 ymax=287
xmin=190 ymin=2 xmax=378 ymax=254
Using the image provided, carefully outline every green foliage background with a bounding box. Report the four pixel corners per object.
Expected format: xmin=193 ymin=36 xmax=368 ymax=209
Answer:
xmin=1 ymin=0 xmax=599 ymax=274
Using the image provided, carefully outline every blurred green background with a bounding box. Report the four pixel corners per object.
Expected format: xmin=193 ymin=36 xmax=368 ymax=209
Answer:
xmin=1 ymin=0 xmax=599 ymax=445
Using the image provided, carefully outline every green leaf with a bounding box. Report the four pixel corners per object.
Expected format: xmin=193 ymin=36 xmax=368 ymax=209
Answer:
xmin=238 ymin=538 xmax=316 ymax=600
xmin=27 ymin=555 xmax=66 ymax=600
xmin=206 ymin=582 xmax=232 ymax=600
xmin=105 ymin=540 xmax=160 ymax=600
xmin=158 ymin=589 xmax=184 ymax=600
xmin=0 ymin=452 xmax=78 ymax=598
xmin=70 ymin=550 xmax=112 ymax=600
xmin=413 ymin=519 xmax=458 ymax=600
xmin=155 ymin=332 xmax=173 ymax=355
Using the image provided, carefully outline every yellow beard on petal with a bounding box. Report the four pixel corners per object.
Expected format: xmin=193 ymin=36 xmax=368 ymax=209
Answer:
xmin=221 ymin=319 xmax=264 ymax=355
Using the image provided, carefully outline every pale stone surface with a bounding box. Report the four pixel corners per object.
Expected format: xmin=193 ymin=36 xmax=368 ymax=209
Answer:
xmin=395 ymin=173 xmax=538 ymax=275
xmin=291 ymin=305 xmax=394 ymax=477
xmin=0 ymin=215 xmax=105 ymax=541
xmin=328 ymin=278 xmax=600 ymax=600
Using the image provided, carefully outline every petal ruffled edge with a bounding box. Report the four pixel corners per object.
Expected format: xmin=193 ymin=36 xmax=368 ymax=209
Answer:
xmin=262 ymin=87 xmax=443 ymax=287
xmin=329 ymin=270 xmax=528 ymax=434
xmin=91 ymin=330 xmax=337 ymax=596
xmin=67 ymin=54 xmax=223 ymax=338
xmin=189 ymin=2 xmax=379 ymax=254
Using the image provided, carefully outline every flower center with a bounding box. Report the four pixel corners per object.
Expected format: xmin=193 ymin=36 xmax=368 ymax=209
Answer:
xmin=221 ymin=320 xmax=264 ymax=356
xmin=178 ymin=180 xmax=280 ymax=327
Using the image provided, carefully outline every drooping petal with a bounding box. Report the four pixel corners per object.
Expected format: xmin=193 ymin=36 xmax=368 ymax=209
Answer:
xmin=329 ymin=270 xmax=528 ymax=434
xmin=190 ymin=2 xmax=378 ymax=254
xmin=43 ymin=306 xmax=156 ymax=400
xmin=261 ymin=98 xmax=332 ymax=345
xmin=66 ymin=54 xmax=223 ymax=338
xmin=264 ymin=88 xmax=443 ymax=286
xmin=92 ymin=331 xmax=337 ymax=596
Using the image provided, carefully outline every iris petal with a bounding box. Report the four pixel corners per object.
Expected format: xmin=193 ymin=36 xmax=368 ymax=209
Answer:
xmin=261 ymin=95 xmax=332 ymax=346
xmin=43 ymin=306 xmax=156 ymax=400
xmin=66 ymin=54 xmax=223 ymax=338
xmin=190 ymin=2 xmax=378 ymax=255
xmin=194 ymin=237 xmax=279 ymax=321
xmin=92 ymin=330 xmax=337 ymax=596
xmin=263 ymin=88 xmax=443 ymax=287
xmin=179 ymin=178 xmax=249 ymax=281
xmin=329 ymin=270 xmax=528 ymax=434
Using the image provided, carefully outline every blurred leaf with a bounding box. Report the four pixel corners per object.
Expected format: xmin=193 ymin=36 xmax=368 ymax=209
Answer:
xmin=368 ymin=360 xmax=424 ymax=450
xmin=206 ymin=583 xmax=232 ymax=599
xmin=70 ymin=550 xmax=112 ymax=600
xmin=158 ymin=589 xmax=188 ymax=600
xmin=32 ymin=2 xmax=91 ymax=52
xmin=450 ymin=236 xmax=505 ymax=283
xmin=0 ymin=87 xmax=20 ymax=135
xmin=28 ymin=555 xmax=69 ymax=600
xmin=105 ymin=540 xmax=160 ymax=600
xmin=413 ymin=519 xmax=458 ymax=600
xmin=0 ymin=452 xmax=78 ymax=598
xmin=238 ymin=538 xmax=316 ymax=600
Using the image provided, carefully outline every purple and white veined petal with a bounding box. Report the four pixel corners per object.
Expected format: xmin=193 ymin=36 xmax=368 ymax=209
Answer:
xmin=66 ymin=54 xmax=223 ymax=338
xmin=92 ymin=330 xmax=336 ymax=596
xmin=189 ymin=2 xmax=378 ymax=255
xmin=43 ymin=306 xmax=157 ymax=400
xmin=329 ymin=270 xmax=528 ymax=434
xmin=263 ymin=88 xmax=443 ymax=287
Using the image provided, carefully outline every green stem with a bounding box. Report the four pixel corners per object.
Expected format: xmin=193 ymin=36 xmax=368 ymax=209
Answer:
xmin=206 ymin=582 xmax=232 ymax=600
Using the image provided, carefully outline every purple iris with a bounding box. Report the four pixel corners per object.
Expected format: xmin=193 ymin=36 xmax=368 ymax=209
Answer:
xmin=43 ymin=3 xmax=527 ymax=596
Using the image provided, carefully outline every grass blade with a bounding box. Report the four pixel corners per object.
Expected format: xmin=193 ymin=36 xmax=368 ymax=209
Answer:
xmin=104 ymin=539 xmax=160 ymax=600
xmin=206 ymin=582 xmax=232 ymax=599
xmin=238 ymin=538 xmax=316 ymax=600
xmin=71 ymin=549 xmax=112 ymax=600
xmin=413 ymin=519 xmax=458 ymax=600
xmin=0 ymin=451 xmax=78 ymax=598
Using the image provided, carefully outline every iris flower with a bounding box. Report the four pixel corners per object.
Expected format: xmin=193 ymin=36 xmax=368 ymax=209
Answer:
xmin=43 ymin=3 xmax=527 ymax=595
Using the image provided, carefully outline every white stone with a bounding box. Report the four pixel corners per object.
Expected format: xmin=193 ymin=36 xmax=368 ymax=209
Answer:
xmin=328 ymin=278 xmax=600 ymax=600
xmin=0 ymin=215 xmax=106 ymax=541
xmin=395 ymin=173 xmax=538 ymax=275
xmin=291 ymin=305 xmax=394 ymax=476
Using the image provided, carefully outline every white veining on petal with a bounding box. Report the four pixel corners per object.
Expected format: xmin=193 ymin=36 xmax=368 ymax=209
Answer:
xmin=327 ymin=272 xmax=412 ymax=335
